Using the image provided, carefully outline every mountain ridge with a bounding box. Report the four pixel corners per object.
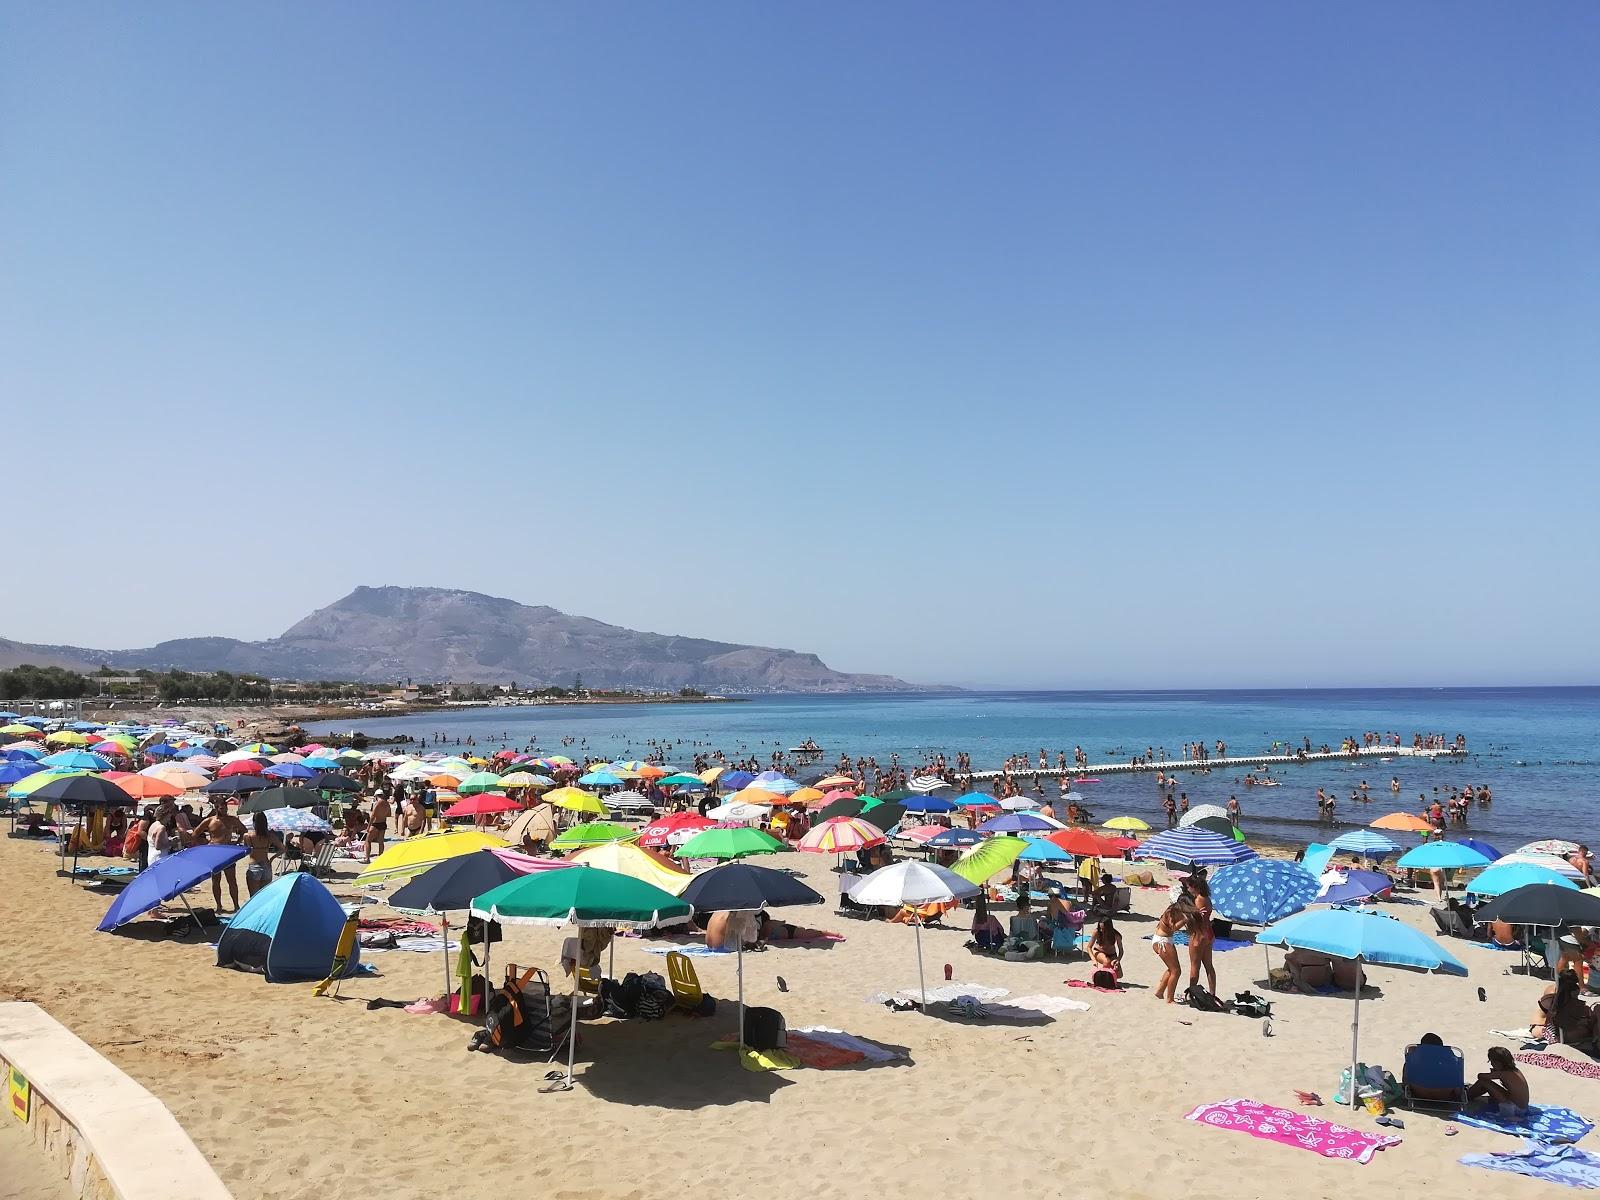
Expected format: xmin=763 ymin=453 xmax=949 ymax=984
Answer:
xmin=0 ymin=586 xmax=927 ymax=693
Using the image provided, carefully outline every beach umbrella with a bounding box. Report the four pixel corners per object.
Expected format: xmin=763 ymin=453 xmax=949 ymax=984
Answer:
xmin=787 ymin=787 xmax=825 ymax=808
xmin=301 ymin=756 xmax=342 ymax=771
xmin=353 ymin=830 xmax=509 ymax=887
xmin=1458 ymin=838 xmax=1504 ymax=862
xmin=927 ymin=828 xmax=984 ymax=849
xmin=1017 ymin=839 xmax=1073 ymax=863
xmin=550 ymin=821 xmax=640 ymax=851
xmin=114 ymin=775 xmax=183 ymax=801
xmin=27 ymin=773 xmax=131 ymax=807
xmin=570 ymin=843 xmax=692 ymax=897
xmin=1519 ymin=840 xmax=1582 ymax=858
xmin=237 ymin=742 xmax=277 ymax=755
xmin=998 ymin=797 xmax=1039 ymax=811
xmin=0 ymin=760 xmax=45 ymax=785
xmin=268 ymin=753 xmax=307 ymax=766
xmin=470 ymin=868 xmax=692 ymax=1091
xmin=442 ymin=793 xmax=522 ymax=819
xmin=388 ymin=849 xmax=544 ymax=996
xmin=39 ymin=750 xmax=114 ymax=771
xmin=603 ymin=791 xmax=655 ymax=812
xmin=976 ymin=812 xmax=1055 ymax=835
xmin=202 ymin=775 xmax=272 ymax=796
xmin=675 ymin=827 xmax=784 ymax=861
xmin=1328 ymin=830 xmax=1401 ymax=859
xmin=1467 ymin=862 xmax=1578 ymax=898
xmin=951 ymin=835 xmax=1029 ymax=885
xmin=816 ymin=774 xmax=854 ymax=789
xmin=312 ymin=771 xmax=362 ymax=793
xmin=0 ymin=724 xmax=41 ymax=737
xmin=902 ymin=795 xmax=957 ymax=815
xmin=1102 ymin=815 xmax=1151 ymax=832
xmin=1475 ymin=884 xmax=1600 ymax=929
xmin=680 ymin=863 xmax=823 ymax=1049
xmin=638 ymin=812 xmax=715 ymax=849
xmin=237 ymin=787 xmax=319 ymax=815
xmin=1211 ymin=859 xmax=1320 ymax=928
xmin=1315 ymin=869 xmax=1394 ymax=905
xmin=1178 ymin=804 xmax=1231 ymax=828
xmin=751 ymin=771 xmax=798 ymax=795
xmin=265 ymin=808 xmax=332 ymax=835
xmin=1047 ymin=828 xmax=1121 ymax=858
xmin=218 ymin=759 xmax=266 ymax=778
xmin=96 ymin=844 xmax=249 ymax=932
xmin=8 ymin=769 xmax=87 ymax=798
xmin=657 ymin=773 xmax=705 ymax=789
xmin=896 ymin=824 xmax=952 ymax=845
xmin=798 ymin=816 xmax=886 ymax=855
xmin=140 ymin=763 xmax=209 ymax=785
xmin=1256 ymin=907 xmax=1466 ymax=1108
xmin=957 ymin=793 xmax=999 ymax=808
xmin=635 ymin=765 xmax=672 ymax=780
xmin=703 ymin=800 xmax=770 ymax=824
xmin=2 ymin=745 xmax=46 ymax=761
xmin=1190 ymin=816 xmax=1244 ymax=840
xmin=263 ymin=762 xmax=317 ymax=781
xmin=1496 ymin=853 xmax=1585 ymax=880
xmin=1132 ymin=827 xmax=1259 ymax=867
xmin=718 ymin=770 xmax=755 ymax=791
xmin=44 ymin=731 xmax=90 ymax=746
xmin=1370 ymin=812 xmax=1434 ymax=833
xmin=1395 ymin=842 xmax=1493 ymax=871
xmin=503 ymin=803 xmax=558 ymax=848
xmin=497 ymin=771 xmax=548 ymax=790
xmin=546 ymin=786 xmax=608 ymax=816
xmin=814 ymin=796 xmax=865 ymax=822
xmin=849 ymin=861 xmax=980 ymax=1009
xmin=578 ymin=770 xmax=624 ymax=788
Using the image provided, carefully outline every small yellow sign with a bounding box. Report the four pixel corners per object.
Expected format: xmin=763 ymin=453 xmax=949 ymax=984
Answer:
xmin=7 ymin=1065 xmax=29 ymax=1123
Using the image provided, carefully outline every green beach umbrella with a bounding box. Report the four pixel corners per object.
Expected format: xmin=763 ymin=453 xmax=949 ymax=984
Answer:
xmin=9 ymin=769 xmax=89 ymax=797
xmin=469 ymin=867 xmax=693 ymax=1092
xmin=658 ymin=773 xmax=706 ymax=788
xmin=550 ymin=821 xmax=640 ymax=851
xmin=458 ymin=771 xmax=507 ymax=796
xmin=675 ymin=827 xmax=784 ymax=861
xmin=950 ymin=835 xmax=1030 ymax=886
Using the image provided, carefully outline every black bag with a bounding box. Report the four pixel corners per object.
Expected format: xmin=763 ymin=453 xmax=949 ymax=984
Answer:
xmin=465 ymin=916 xmax=502 ymax=946
xmin=1184 ymin=983 xmax=1226 ymax=1013
xmin=473 ymin=966 xmax=552 ymax=1053
xmin=744 ymin=1006 xmax=787 ymax=1050
xmin=1231 ymin=990 xmax=1273 ymax=1019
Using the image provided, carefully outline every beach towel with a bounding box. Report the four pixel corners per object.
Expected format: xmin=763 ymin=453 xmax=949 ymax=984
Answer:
xmin=791 ymin=1026 xmax=907 ymax=1065
xmin=869 ymin=982 xmax=1009 ymax=1006
xmin=1518 ymin=1053 xmax=1600 ymax=1082
xmin=993 ymin=994 xmax=1091 ymax=1016
xmin=1462 ymin=1139 xmax=1600 ymax=1189
xmin=1145 ymin=931 xmax=1254 ymax=953
xmin=642 ymin=943 xmax=734 ymax=957
xmin=1184 ymin=1099 xmax=1401 ymax=1164
xmin=709 ymin=1038 xmax=801 ymax=1072
xmin=361 ymin=936 xmax=458 ymax=954
xmin=1491 ymin=1027 xmax=1545 ymax=1044
xmin=784 ymin=1033 xmax=868 ymax=1070
xmin=1458 ymin=1105 xmax=1595 ymax=1143
xmin=767 ymin=928 xmax=846 ymax=944
xmin=1067 ymin=978 xmax=1123 ymax=993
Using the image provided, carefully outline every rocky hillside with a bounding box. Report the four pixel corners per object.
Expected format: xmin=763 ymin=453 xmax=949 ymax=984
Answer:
xmin=3 ymin=587 xmax=922 ymax=692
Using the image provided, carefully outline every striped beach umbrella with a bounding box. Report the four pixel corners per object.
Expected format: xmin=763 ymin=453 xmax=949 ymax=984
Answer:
xmin=798 ymin=816 xmax=886 ymax=855
xmin=1328 ymin=829 xmax=1401 ymax=858
xmin=1132 ymin=827 xmax=1259 ymax=867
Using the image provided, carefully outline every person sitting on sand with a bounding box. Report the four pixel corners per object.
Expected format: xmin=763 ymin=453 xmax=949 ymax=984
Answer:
xmin=1466 ymin=1046 xmax=1529 ymax=1116
xmin=1089 ymin=918 xmax=1123 ymax=976
xmin=1092 ymin=875 xmax=1118 ymax=914
xmin=969 ymin=896 xmax=1004 ymax=951
xmin=1152 ymin=903 xmax=1186 ymax=1003
xmin=1533 ymin=969 xmax=1596 ymax=1047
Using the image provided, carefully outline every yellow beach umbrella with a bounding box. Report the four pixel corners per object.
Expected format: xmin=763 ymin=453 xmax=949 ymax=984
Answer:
xmin=0 ymin=724 xmax=39 ymax=737
xmin=545 ymin=786 xmax=608 ymax=817
xmin=569 ymin=842 xmax=693 ymax=896
xmin=1102 ymin=816 xmax=1152 ymax=832
xmin=788 ymin=787 xmax=825 ymax=808
xmin=45 ymin=731 xmax=90 ymax=746
xmin=353 ymin=830 xmax=509 ymax=887
xmin=698 ymin=766 xmax=726 ymax=785
xmin=816 ymin=775 xmax=855 ymax=789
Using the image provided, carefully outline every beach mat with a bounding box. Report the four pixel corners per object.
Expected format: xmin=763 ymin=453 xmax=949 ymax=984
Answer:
xmin=1461 ymin=1140 xmax=1600 ymax=1188
xmin=791 ymin=1026 xmax=907 ymax=1065
xmin=1517 ymin=1053 xmax=1600 ymax=1081
xmin=1145 ymin=931 xmax=1255 ymax=953
xmin=642 ymin=944 xmax=734 ymax=958
xmin=1185 ymin=1099 xmax=1401 ymax=1164
xmin=1458 ymin=1105 xmax=1594 ymax=1144
xmin=867 ymin=983 xmax=1009 ymax=1006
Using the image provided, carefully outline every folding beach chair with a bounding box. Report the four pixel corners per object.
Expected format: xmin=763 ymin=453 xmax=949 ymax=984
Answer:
xmin=665 ymin=951 xmax=703 ymax=1010
xmin=1401 ymin=1043 xmax=1467 ymax=1111
xmin=304 ymin=841 xmax=336 ymax=879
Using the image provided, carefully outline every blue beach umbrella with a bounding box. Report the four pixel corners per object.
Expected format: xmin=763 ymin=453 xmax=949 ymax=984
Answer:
xmin=96 ymin=844 xmax=248 ymax=932
xmin=927 ymin=828 xmax=984 ymax=849
xmin=578 ymin=770 xmax=624 ymax=787
xmin=1257 ymin=906 xmax=1466 ymax=1109
xmin=265 ymin=808 xmax=333 ymax=835
xmin=718 ymin=771 xmax=755 ymax=792
xmin=977 ymin=812 xmax=1056 ymax=835
xmin=2 ymin=746 xmax=45 ymax=761
xmin=0 ymin=760 xmax=45 ymax=785
xmin=1017 ymin=839 xmax=1074 ymax=863
xmin=1132 ymin=827 xmax=1259 ymax=868
xmin=751 ymin=771 xmax=798 ymax=795
xmin=145 ymin=743 xmax=180 ymax=758
xmin=1315 ymin=869 xmax=1394 ymax=905
xmin=264 ymin=762 xmax=318 ymax=781
xmin=301 ymin=756 xmax=341 ymax=770
xmin=1458 ymin=838 xmax=1504 ymax=863
xmin=902 ymin=795 xmax=957 ymax=815
xmin=1210 ymin=859 xmax=1320 ymax=925
xmin=39 ymin=750 xmax=115 ymax=771
xmin=1328 ymin=830 xmax=1401 ymax=859
xmin=1395 ymin=841 xmax=1493 ymax=871
xmin=1467 ymin=862 xmax=1577 ymax=898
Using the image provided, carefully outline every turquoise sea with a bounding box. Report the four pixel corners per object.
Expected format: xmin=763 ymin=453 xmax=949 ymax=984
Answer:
xmin=309 ymin=688 xmax=1600 ymax=851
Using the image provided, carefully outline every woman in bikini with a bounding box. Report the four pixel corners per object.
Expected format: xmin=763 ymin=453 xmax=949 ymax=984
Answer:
xmin=1152 ymin=903 xmax=1186 ymax=1003
xmin=242 ymin=812 xmax=281 ymax=898
xmin=1089 ymin=918 xmax=1123 ymax=976
xmin=1186 ymin=877 xmax=1218 ymax=997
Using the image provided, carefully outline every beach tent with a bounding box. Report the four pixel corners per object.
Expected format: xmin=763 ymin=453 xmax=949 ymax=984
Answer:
xmin=216 ymin=873 xmax=359 ymax=983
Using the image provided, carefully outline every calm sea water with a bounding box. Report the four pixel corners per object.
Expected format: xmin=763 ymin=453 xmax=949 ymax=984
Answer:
xmin=309 ymin=688 xmax=1600 ymax=850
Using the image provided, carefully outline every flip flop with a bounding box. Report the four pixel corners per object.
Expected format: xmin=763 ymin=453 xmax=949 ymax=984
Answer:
xmin=776 ymin=976 xmax=788 ymax=993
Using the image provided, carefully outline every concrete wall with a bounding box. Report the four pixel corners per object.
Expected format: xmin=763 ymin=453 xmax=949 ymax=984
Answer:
xmin=0 ymin=1003 xmax=232 ymax=1200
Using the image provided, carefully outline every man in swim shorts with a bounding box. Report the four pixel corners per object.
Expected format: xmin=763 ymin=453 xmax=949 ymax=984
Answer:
xmin=195 ymin=797 xmax=246 ymax=910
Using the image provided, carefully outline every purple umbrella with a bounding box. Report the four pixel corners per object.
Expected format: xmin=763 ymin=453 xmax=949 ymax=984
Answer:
xmin=96 ymin=844 xmax=248 ymax=932
xmin=1315 ymin=868 xmax=1393 ymax=906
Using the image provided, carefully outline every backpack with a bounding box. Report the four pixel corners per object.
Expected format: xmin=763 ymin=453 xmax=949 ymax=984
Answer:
xmin=1184 ymin=983 xmax=1226 ymax=1013
xmin=744 ymin=1006 xmax=787 ymax=1051
xmin=473 ymin=966 xmax=551 ymax=1053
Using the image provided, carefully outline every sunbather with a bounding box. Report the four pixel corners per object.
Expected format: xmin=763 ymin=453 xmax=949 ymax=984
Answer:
xmin=1465 ymin=1046 xmax=1529 ymax=1117
xmin=1089 ymin=918 xmax=1123 ymax=975
xmin=969 ymin=896 xmax=1004 ymax=951
xmin=1533 ymin=969 xmax=1596 ymax=1047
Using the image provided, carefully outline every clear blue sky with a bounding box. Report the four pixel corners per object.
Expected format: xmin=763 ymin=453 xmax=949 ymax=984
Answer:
xmin=3 ymin=5 xmax=1596 ymax=688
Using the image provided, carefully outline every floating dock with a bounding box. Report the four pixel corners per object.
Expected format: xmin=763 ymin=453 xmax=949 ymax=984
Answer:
xmin=965 ymin=744 xmax=1465 ymax=782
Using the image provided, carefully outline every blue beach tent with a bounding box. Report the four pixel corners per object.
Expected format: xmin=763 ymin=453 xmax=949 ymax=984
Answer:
xmin=215 ymin=873 xmax=358 ymax=983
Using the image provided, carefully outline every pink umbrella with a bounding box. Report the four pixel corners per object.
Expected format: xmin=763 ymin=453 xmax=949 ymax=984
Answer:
xmin=442 ymin=793 xmax=520 ymax=819
xmin=799 ymin=816 xmax=886 ymax=854
xmin=896 ymin=824 xmax=949 ymax=845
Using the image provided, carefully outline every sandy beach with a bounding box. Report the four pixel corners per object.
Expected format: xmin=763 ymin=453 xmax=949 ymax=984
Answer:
xmin=0 ymin=829 xmax=1586 ymax=1200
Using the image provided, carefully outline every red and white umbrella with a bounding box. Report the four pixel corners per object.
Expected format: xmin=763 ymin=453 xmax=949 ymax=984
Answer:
xmin=638 ymin=812 xmax=715 ymax=849
xmin=798 ymin=816 xmax=886 ymax=855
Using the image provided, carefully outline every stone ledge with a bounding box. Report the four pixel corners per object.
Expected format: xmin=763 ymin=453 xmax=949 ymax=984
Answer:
xmin=0 ymin=1003 xmax=232 ymax=1200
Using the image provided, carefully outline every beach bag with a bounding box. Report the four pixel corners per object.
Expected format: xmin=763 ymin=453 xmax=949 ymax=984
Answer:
xmin=744 ymin=1006 xmax=787 ymax=1051
xmin=465 ymin=916 xmax=502 ymax=946
xmin=1091 ymin=968 xmax=1120 ymax=990
xmin=1231 ymin=990 xmax=1272 ymax=1019
xmin=1184 ymin=983 xmax=1226 ymax=1013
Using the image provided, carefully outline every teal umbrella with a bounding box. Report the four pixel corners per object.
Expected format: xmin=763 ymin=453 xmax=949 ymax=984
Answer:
xmin=458 ymin=771 xmax=507 ymax=796
xmin=470 ymin=867 xmax=692 ymax=1091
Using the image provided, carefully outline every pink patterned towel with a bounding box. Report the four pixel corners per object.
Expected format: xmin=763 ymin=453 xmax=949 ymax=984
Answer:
xmin=1185 ymin=1099 xmax=1401 ymax=1164
xmin=1517 ymin=1052 xmax=1600 ymax=1081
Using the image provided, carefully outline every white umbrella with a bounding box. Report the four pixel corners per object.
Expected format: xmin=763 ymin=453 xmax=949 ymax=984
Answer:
xmin=999 ymin=797 xmax=1039 ymax=811
xmin=1498 ymin=853 xmax=1584 ymax=880
xmin=908 ymin=776 xmax=949 ymax=794
xmin=604 ymin=791 xmax=655 ymax=811
xmin=849 ymin=861 xmax=980 ymax=1009
xmin=704 ymin=801 xmax=767 ymax=824
xmin=1179 ymin=804 xmax=1231 ymax=827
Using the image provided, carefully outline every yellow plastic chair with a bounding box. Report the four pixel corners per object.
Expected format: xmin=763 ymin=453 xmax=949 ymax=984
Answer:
xmin=665 ymin=950 xmax=703 ymax=1010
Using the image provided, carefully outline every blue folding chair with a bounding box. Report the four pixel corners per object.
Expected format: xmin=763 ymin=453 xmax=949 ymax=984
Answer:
xmin=1402 ymin=1043 xmax=1467 ymax=1110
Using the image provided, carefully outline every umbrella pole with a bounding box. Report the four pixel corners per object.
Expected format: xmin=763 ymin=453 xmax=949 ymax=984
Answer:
xmin=737 ymin=938 xmax=746 ymax=1050
xmin=1349 ymin=961 xmax=1362 ymax=1110
xmin=441 ymin=914 xmax=451 ymax=1000
xmin=179 ymin=892 xmax=208 ymax=933
xmin=563 ymin=977 xmax=579 ymax=1089
xmin=482 ymin=936 xmax=492 ymax=1028
xmin=915 ymin=914 xmax=927 ymax=1011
